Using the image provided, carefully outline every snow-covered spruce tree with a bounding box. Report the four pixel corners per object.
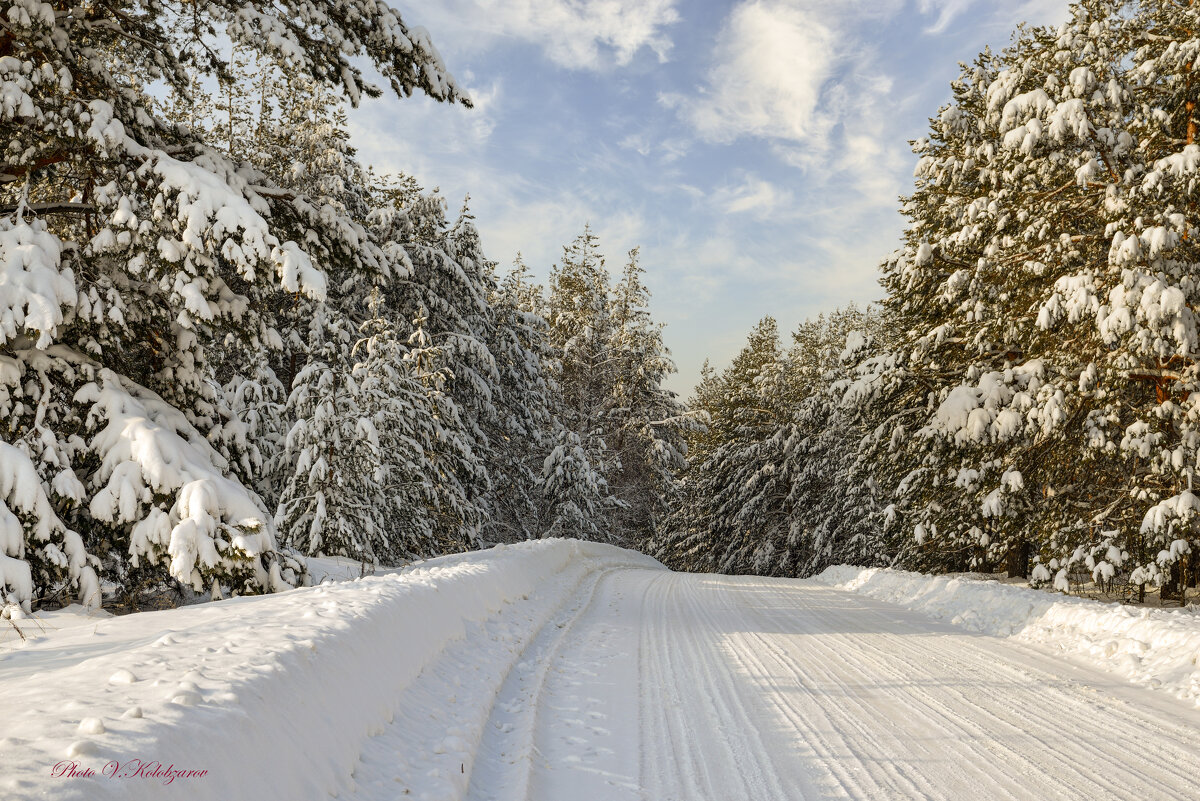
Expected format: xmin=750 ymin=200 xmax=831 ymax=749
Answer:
xmin=365 ymin=186 xmax=497 ymax=540
xmin=481 ymin=257 xmax=558 ymax=543
xmin=273 ymin=313 xmax=378 ymax=560
xmin=867 ymin=0 xmax=1200 ymax=593
xmin=538 ymin=430 xmax=614 ymax=540
xmin=654 ymin=317 xmax=788 ymax=573
xmin=653 ymin=308 xmax=887 ymax=578
xmin=275 ymin=296 xmax=480 ymax=562
xmin=441 ymin=203 xmax=503 ymax=466
xmin=647 ymin=361 xmax=721 ymax=571
xmin=397 ymin=306 xmax=485 ymax=553
xmin=0 ymin=0 xmax=467 ymax=606
xmin=606 ymin=249 xmax=695 ymax=539
xmin=774 ymin=306 xmax=891 ymax=576
xmin=544 ymin=227 xmax=622 ymax=539
xmin=216 ymin=361 xmax=287 ymax=505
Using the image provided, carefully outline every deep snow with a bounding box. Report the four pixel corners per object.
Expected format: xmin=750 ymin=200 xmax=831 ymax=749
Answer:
xmin=0 ymin=540 xmax=658 ymax=800
xmin=5 ymin=548 xmax=1200 ymax=799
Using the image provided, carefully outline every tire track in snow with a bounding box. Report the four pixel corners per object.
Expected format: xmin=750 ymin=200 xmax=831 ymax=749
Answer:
xmin=702 ymin=576 xmax=1200 ymax=800
xmin=728 ymin=581 xmax=1049 ymax=799
xmin=808 ymin=581 xmax=1199 ymax=797
xmin=724 ymin=581 xmax=1055 ymax=799
xmin=464 ymin=568 xmax=621 ymax=801
xmin=349 ymin=565 xmax=1200 ymax=800
xmin=523 ymin=569 xmax=649 ymax=800
xmin=349 ymin=559 xmax=610 ymax=800
xmin=638 ymin=571 xmax=817 ymax=801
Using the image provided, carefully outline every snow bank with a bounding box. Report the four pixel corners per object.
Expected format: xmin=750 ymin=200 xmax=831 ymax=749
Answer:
xmin=814 ymin=566 xmax=1200 ymax=705
xmin=0 ymin=539 xmax=660 ymax=800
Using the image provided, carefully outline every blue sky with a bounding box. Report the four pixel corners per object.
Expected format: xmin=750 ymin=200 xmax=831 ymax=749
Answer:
xmin=348 ymin=0 xmax=1067 ymax=394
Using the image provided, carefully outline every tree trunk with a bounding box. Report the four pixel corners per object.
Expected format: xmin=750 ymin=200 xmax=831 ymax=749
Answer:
xmin=1163 ymin=560 xmax=1184 ymax=605
xmin=1006 ymin=539 xmax=1032 ymax=579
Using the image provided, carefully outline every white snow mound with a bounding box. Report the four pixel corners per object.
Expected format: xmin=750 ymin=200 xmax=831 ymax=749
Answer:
xmin=814 ymin=566 xmax=1200 ymax=704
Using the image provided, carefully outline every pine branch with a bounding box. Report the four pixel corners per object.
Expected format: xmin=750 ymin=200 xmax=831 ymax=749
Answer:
xmin=0 ymin=202 xmax=97 ymax=216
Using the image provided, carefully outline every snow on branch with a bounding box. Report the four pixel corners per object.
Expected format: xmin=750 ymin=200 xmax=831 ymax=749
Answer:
xmin=78 ymin=369 xmax=279 ymax=591
xmin=0 ymin=217 xmax=75 ymax=349
xmin=0 ymin=441 xmax=96 ymax=611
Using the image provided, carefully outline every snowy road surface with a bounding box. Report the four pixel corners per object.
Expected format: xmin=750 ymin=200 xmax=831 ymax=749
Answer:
xmin=460 ymin=570 xmax=1200 ymax=801
xmin=6 ymin=542 xmax=1200 ymax=800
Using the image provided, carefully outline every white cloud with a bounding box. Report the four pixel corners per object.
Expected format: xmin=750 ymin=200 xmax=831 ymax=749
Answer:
xmin=660 ymin=1 xmax=844 ymax=145
xmin=659 ymin=0 xmax=911 ymax=218
xmin=454 ymin=78 xmax=501 ymax=143
xmin=397 ymin=0 xmax=679 ymax=70
xmin=662 ymin=0 xmax=1068 ymax=152
xmin=663 ymin=0 xmax=911 ymax=238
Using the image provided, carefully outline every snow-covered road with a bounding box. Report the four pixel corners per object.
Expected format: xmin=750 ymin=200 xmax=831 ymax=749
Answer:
xmin=7 ymin=543 xmax=1200 ymax=800
xmin=459 ymin=569 xmax=1200 ymax=801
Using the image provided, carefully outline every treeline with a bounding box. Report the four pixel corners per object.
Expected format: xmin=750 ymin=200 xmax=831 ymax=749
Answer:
xmin=0 ymin=1 xmax=687 ymax=612
xmin=655 ymin=0 xmax=1200 ymax=599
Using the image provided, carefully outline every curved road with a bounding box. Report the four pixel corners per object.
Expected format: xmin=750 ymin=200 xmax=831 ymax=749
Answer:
xmin=458 ymin=569 xmax=1200 ymax=801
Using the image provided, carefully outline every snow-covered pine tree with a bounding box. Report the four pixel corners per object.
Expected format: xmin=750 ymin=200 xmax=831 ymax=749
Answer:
xmin=868 ymin=16 xmax=1125 ymax=576
xmin=0 ymin=0 xmax=467 ymax=606
xmin=1114 ymin=0 xmax=1200 ymax=597
xmin=868 ymin=0 xmax=1200 ymax=590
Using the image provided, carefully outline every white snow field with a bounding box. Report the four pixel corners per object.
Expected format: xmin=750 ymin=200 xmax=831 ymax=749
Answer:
xmin=5 ymin=542 xmax=1200 ymax=801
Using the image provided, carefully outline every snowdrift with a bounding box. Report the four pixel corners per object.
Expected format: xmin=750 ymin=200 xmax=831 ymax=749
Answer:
xmin=814 ymin=566 xmax=1200 ymax=705
xmin=0 ymin=539 xmax=661 ymax=801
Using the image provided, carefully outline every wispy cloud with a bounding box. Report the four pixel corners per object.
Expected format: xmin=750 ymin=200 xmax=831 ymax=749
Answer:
xmin=711 ymin=173 xmax=796 ymax=219
xmin=618 ymin=133 xmax=652 ymax=156
xmin=920 ymin=0 xmax=1071 ymax=34
xmin=917 ymin=0 xmax=974 ymax=34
